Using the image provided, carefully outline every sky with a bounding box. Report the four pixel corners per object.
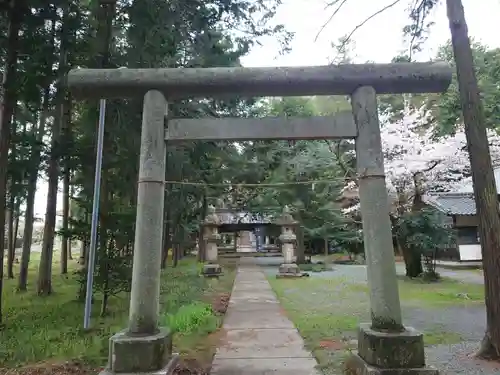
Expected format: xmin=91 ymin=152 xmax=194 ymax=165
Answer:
xmin=241 ymin=0 xmax=500 ymax=67
xmin=31 ymin=0 xmax=500 ymax=218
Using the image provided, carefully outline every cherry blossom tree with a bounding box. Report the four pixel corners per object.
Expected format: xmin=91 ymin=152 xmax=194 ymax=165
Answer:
xmin=385 ymin=107 xmax=500 ymax=207
xmin=341 ymin=106 xmax=500 ymax=276
xmin=342 ymin=107 xmax=500 ymax=216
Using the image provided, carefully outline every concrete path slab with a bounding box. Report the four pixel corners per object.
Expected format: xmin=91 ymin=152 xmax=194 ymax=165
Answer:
xmin=229 ymin=299 xmax=281 ymax=312
xmin=211 ymin=357 xmax=320 ymax=375
xmin=232 ymin=282 xmax=273 ymax=291
xmin=216 ymin=328 xmax=313 ymax=359
xmin=223 ymin=309 xmax=296 ymax=329
xmin=229 ymin=290 xmax=279 ymax=304
xmin=211 ymin=261 xmax=319 ymax=375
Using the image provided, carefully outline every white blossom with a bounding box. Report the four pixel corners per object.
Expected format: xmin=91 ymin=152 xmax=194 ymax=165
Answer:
xmin=341 ymin=106 xmax=500 ymax=215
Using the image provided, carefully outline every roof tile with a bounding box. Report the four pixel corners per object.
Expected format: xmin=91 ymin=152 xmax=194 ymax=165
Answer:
xmin=423 ymin=192 xmax=477 ymax=216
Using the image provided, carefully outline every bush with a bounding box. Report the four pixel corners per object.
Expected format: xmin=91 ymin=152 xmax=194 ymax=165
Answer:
xmin=165 ymin=302 xmax=218 ymax=335
xmin=396 ymin=209 xmax=453 ymax=280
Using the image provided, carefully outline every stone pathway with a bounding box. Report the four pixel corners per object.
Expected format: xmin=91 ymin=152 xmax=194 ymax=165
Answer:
xmin=211 ymin=259 xmax=319 ymax=375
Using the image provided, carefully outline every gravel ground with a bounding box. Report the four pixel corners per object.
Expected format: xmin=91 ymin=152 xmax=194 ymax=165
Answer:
xmin=426 ymin=342 xmax=500 ymax=374
xmin=258 ymin=257 xmax=496 ymax=375
xmin=394 ymin=263 xmax=485 ymax=285
xmin=255 ymin=256 xmax=485 ymax=284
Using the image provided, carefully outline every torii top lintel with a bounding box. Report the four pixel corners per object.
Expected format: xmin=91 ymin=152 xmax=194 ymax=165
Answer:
xmin=66 ymin=62 xmax=452 ymax=100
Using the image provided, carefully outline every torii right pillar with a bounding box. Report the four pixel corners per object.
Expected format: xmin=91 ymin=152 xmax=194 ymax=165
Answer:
xmin=345 ymin=86 xmax=438 ymax=375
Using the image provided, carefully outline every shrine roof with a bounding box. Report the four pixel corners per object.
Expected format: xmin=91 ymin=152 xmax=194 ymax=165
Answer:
xmin=215 ymin=209 xmax=274 ymax=225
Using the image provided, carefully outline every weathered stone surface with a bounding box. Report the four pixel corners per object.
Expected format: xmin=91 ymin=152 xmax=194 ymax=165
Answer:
xmin=234 ymin=272 xmax=263 ymax=279
xmin=202 ymin=263 xmax=222 ymax=278
xmin=229 ymin=296 xmax=280 ymax=311
xmin=223 ymin=308 xmax=295 ymax=329
xmin=229 ymin=290 xmax=278 ymax=305
xmin=100 ymin=355 xmax=178 ymax=375
xmin=277 ymin=263 xmax=308 ymax=278
xmin=105 ymin=328 xmax=176 ymax=374
xmin=238 ymin=230 xmax=252 ymax=247
xmin=357 ymin=324 xmax=425 ymax=369
xmin=168 ymin=113 xmax=357 ymax=142
xmin=212 ymin=262 xmax=318 ymax=375
xmin=211 ymin=357 xmax=321 ymax=375
xmin=128 ymin=91 xmax=167 ymax=335
xmin=344 ymin=353 xmax=439 ymax=375
xmin=278 ymin=263 xmax=301 ymax=274
xmin=216 ymin=328 xmax=313 ymax=359
xmin=352 ymin=86 xmax=403 ymax=330
xmin=231 ymin=279 xmax=271 ymax=288
xmin=68 ymin=63 xmax=453 ymax=99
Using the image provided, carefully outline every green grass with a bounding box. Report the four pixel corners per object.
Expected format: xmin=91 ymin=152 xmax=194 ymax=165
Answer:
xmin=423 ymin=329 xmax=462 ymax=346
xmin=396 ymin=275 xmax=485 ymax=306
xmin=0 ymin=254 xmax=236 ymax=370
xmin=268 ymin=274 xmax=482 ymax=373
xmin=279 ymin=275 xmax=485 ymax=307
xmin=299 ymin=263 xmax=331 ymax=273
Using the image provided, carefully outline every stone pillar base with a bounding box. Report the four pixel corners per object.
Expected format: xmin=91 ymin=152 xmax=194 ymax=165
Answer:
xmin=344 ymin=323 xmax=438 ymax=375
xmin=99 ymin=327 xmax=179 ymax=375
xmin=276 ymin=263 xmax=308 ymax=278
xmin=344 ymin=353 xmax=438 ymax=375
xmin=202 ymin=263 xmax=223 ymax=278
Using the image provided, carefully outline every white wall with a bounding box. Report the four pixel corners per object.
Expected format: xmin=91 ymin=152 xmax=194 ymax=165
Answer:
xmin=459 ymin=244 xmax=482 ymax=261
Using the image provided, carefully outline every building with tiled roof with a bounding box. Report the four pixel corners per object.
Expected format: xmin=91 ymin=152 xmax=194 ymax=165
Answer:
xmin=422 ymin=167 xmax=500 ymax=262
xmin=422 ymin=192 xmax=477 ymax=216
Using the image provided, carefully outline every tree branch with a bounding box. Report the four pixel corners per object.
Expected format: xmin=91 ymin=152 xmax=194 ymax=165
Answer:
xmin=317 ymin=0 xmax=402 ymax=50
xmin=315 ymin=0 xmax=350 ymax=42
xmin=324 ymin=140 xmax=356 ymax=182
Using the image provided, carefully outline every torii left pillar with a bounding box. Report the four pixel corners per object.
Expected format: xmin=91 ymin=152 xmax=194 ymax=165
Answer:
xmin=100 ymin=90 xmax=178 ymax=374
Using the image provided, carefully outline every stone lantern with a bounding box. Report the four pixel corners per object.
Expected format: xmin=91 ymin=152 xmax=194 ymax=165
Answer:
xmin=202 ymin=205 xmax=222 ymax=277
xmin=276 ymin=206 xmax=304 ymax=278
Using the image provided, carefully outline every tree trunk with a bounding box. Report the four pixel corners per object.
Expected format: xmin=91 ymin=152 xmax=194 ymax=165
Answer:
xmin=77 ymin=237 xmax=89 ymax=302
xmin=324 ymin=237 xmax=328 ymax=257
xmin=162 ymin=144 xmax=171 ymax=269
xmin=172 ymin=243 xmax=179 ymax=268
xmin=198 ymin=193 xmax=208 ymax=262
xmin=79 ymin=240 xmax=86 ymax=264
xmin=37 ymin=13 xmax=68 ymax=296
xmin=6 ymin=193 xmax=15 ymax=278
xmin=60 ymin=97 xmax=72 ymax=273
xmin=99 ymin=236 xmax=112 ymax=317
xmin=90 ymin=0 xmax=117 ymax=304
xmin=37 ymin=121 xmax=60 ymax=295
xmin=446 ymin=0 xmax=500 ymax=359
xmin=161 ymin=205 xmax=171 ymax=269
xmin=198 ymin=225 xmax=206 ymax=262
xmin=60 ymin=140 xmax=70 ymax=274
xmin=401 ymin=244 xmax=423 ymax=278
xmin=68 ymin=238 xmax=72 ymax=260
xmin=79 ymin=211 xmax=89 ymax=266
xmin=13 ymin=206 xmax=19 ymax=263
xmin=18 ymin=88 xmax=50 ymax=292
xmin=295 ymin=225 xmax=306 ymax=264
xmin=0 ymin=3 xmax=23 ymax=321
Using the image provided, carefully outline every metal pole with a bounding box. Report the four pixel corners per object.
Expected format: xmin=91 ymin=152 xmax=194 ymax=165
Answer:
xmin=83 ymin=99 xmax=106 ymax=329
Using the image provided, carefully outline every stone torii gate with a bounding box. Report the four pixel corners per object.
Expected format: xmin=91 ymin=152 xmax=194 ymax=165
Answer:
xmin=67 ymin=63 xmax=451 ymax=375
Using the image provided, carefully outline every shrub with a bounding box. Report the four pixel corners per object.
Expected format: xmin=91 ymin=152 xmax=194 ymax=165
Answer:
xmin=396 ymin=208 xmax=453 ymax=281
xmin=165 ymin=302 xmax=218 ymax=335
